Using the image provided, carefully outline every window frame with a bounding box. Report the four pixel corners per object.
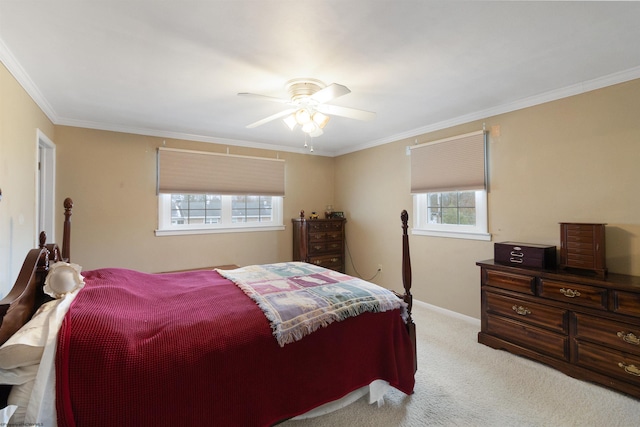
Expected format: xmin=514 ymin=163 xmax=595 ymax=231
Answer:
xmin=155 ymin=194 xmax=284 ymax=236
xmin=412 ymin=190 xmax=490 ymax=241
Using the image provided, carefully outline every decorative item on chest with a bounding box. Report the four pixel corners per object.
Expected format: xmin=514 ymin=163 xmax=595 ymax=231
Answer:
xmin=494 ymin=242 xmax=556 ymax=269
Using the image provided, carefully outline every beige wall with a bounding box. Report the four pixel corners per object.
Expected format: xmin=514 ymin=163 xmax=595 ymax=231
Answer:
xmin=336 ymin=79 xmax=640 ymax=318
xmin=0 ymin=63 xmax=55 ymax=297
xmin=3 ymin=56 xmax=640 ymax=321
xmin=54 ymin=126 xmax=336 ymax=272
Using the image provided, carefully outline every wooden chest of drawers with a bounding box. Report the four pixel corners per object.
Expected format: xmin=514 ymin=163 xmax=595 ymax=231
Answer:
xmin=292 ymin=217 xmax=346 ymax=272
xmin=478 ymin=260 xmax=640 ymax=399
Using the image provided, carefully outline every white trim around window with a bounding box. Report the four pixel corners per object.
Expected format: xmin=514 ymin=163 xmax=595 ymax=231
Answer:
xmin=155 ymin=194 xmax=284 ymax=236
xmin=412 ymin=191 xmax=491 ymax=241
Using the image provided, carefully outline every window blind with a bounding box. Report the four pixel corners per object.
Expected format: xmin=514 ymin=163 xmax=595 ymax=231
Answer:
xmin=410 ymin=130 xmax=486 ymax=193
xmin=157 ymin=147 xmax=285 ymax=196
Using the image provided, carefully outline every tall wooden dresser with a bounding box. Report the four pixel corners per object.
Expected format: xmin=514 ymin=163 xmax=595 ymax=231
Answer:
xmin=477 ymin=259 xmax=640 ymax=399
xmin=292 ymin=217 xmax=346 ymax=272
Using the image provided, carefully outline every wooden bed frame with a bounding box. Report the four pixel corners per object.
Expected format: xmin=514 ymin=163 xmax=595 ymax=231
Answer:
xmin=0 ymin=197 xmax=417 ymax=404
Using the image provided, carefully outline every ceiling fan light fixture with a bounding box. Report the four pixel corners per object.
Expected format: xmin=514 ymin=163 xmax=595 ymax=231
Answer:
xmin=309 ymin=127 xmax=323 ymax=138
xmin=241 ymin=78 xmax=375 ymax=151
xmin=301 ymin=121 xmax=317 ymax=134
xmin=283 ymin=114 xmax=297 ymax=130
xmin=312 ymin=111 xmax=330 ymax=129
xmin=295 ymin=108 xmax=312 ymax=125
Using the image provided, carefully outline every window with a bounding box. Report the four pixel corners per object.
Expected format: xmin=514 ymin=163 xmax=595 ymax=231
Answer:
xmin=410 ymin=130 xmax=490 ymax=241
xmin=156 ymin=194 xmax=283 ymax=235
xmin=155 ymin=148 xmax=285 ymax=236
xmin=413 ymin=190 xmax=489 ymax=240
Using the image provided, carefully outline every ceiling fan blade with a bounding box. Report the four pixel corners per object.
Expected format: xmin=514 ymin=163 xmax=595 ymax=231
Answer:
xmin=316 ymin=104 xmax=376 ymax=121
xmin=310 ymin=83 xmax=351 ymax=104
xmin=246 ymin=108 xmax=297 ymax=129
xmin=238 ymin=92 xmax=292 ymax=104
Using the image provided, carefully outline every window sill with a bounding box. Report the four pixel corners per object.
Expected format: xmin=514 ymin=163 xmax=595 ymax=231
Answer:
xmin=412 ymin=228 xmax=491 ymax=241
xmin=155 ymin=225 xmax=285 ymax=236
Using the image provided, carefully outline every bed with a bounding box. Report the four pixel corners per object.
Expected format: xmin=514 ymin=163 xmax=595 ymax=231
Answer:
xmin=0 ymin=198 xmax=416 ymax=426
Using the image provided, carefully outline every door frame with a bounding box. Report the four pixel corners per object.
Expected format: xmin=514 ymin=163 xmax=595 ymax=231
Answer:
xmin=36 ymin=129 xmax=56 ymax=245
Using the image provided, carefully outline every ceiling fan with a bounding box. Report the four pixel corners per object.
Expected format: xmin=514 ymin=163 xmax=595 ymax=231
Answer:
xmin=238 ymin=78 xmax=376 ymax=137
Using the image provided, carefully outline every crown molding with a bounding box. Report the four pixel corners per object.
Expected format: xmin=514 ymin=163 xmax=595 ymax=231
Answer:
xmin=56 ymin=117 xmax=335 ymax=157
xmin=334 ymin=65 xmax=640 ymax=157
xmin=0 ymin=38 xmax=59 ymax=123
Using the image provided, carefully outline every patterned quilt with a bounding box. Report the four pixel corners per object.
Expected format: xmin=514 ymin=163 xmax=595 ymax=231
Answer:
xmin=216 ymin=262 xmax=408 ymax=346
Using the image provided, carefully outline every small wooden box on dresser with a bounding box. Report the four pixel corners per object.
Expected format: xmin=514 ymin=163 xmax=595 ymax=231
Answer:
xmin=477 ymin=259 xmax=640 ymax=399
xmin=292 ymin=216 xmax=346 ymax=273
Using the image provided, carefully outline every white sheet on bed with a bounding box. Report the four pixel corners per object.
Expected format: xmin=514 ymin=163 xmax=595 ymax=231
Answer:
xmin=292 ymin=379 xmax=392 ymax=419
xmin=0 ymin=405 xmax=17 ymax=423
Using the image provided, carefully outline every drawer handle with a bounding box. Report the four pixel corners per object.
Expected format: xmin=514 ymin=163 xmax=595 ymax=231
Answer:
xmin=617 ymin=331 xmax=640 ymax=346
xmin=509 ymin=258 xmax=523 ymax=263
xmin=510 ymin=251 xmax=523 ymax=257
xmin=618 ymin=362 xmax=640 ymax=377
xmin=559 ymin=288 xmax=581 ymax=298
xmin=331 ymin=258 xmax=339 ymax=263
xmin=512 ymin=305 xmax=531 ymax=316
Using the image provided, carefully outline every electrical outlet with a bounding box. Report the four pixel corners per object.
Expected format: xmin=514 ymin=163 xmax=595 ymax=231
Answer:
xmin=377 ymin=264 xmax=383 ymax=271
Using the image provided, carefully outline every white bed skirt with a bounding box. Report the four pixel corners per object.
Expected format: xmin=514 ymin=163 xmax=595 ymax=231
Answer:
xmin=292 ymin=379 xmax=391 ymax=420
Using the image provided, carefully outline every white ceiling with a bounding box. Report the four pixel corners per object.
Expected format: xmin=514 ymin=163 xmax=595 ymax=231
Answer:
xmin=1 ymin=1 xmax=640 ymax=156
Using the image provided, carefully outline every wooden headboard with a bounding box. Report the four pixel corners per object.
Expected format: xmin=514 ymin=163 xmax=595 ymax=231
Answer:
xmin=0 ymin=198 xmax=73 ymax=346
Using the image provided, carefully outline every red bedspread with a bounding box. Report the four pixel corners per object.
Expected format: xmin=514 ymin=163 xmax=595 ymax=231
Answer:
xmin=55 ymin=268 xmax=415 ymax=426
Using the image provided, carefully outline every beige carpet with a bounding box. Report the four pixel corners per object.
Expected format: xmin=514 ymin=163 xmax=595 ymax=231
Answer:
xmin=283 ymin=301 xmax=640 ymax=427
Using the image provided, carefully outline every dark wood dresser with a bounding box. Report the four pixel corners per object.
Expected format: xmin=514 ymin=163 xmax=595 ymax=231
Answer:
xmin=477 ymin=259 xmax=640 ymax=399
xmin=292 ymin=217 xmax=346 ymax=272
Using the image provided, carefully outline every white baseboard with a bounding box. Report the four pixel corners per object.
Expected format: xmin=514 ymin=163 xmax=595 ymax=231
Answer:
xmin=414 ymin=299 xmax=481 ymax=326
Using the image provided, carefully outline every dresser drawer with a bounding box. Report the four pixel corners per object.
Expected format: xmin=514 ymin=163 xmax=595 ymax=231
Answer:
xmin=307 ymin=221 xmax=343 ymax=232
xmin=575 ymin=341 xmax=640 ymax=386
xmin=564 ymin=223 xmax=594 ymax=239
xmin=307 ymin=222 xmax=330 ymax=232
xmin=485 ymin=314 xmax=569 ymax=360
xmin=309 ymin=232 xmax=327 ymax=242
xmin=308 ymin=242 xmax=328 ymax=254
xmin=574 ymin=313 xmax=640 ymax=356
xmin=308 ymin=255 xmax=343 ymax=270
xmin=308 ymin=241 xmax=343 ymax=255
xmin=484 ymin=270 xmax=535 ymax=295
xmin=613 ymin=291 xmax=640 ymax=317
xmin=539 ymin=279 xmax=607 ymax=310
xmin=309 ymin=231 xmax=342 ymax=242
xmin=485 ymin=292 xmax=568 ymax=333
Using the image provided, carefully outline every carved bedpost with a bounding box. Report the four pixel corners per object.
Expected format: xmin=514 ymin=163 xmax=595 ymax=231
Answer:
xmin=37 ymin=231 xmax=50 ymax=283
xmin=401 ymin=210 xmax=417 ymax=372
xmin=401 ymin=210 xmax=413 ymax=314
xmin=62 ymin=197 xmax=73 ymax=262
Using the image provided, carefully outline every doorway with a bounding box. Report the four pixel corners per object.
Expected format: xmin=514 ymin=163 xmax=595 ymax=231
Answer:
xmin=37 ymin=129 xmax=56 ymax=245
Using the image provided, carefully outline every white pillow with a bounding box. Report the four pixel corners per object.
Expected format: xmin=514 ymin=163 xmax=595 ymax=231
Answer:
xmin=0 ymin=364 xmax=38 ymax=385
xmin=0 ymin=262 xmax=85 ymax=369
xmin=44 ymin=262 xmax=85 ymax=299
